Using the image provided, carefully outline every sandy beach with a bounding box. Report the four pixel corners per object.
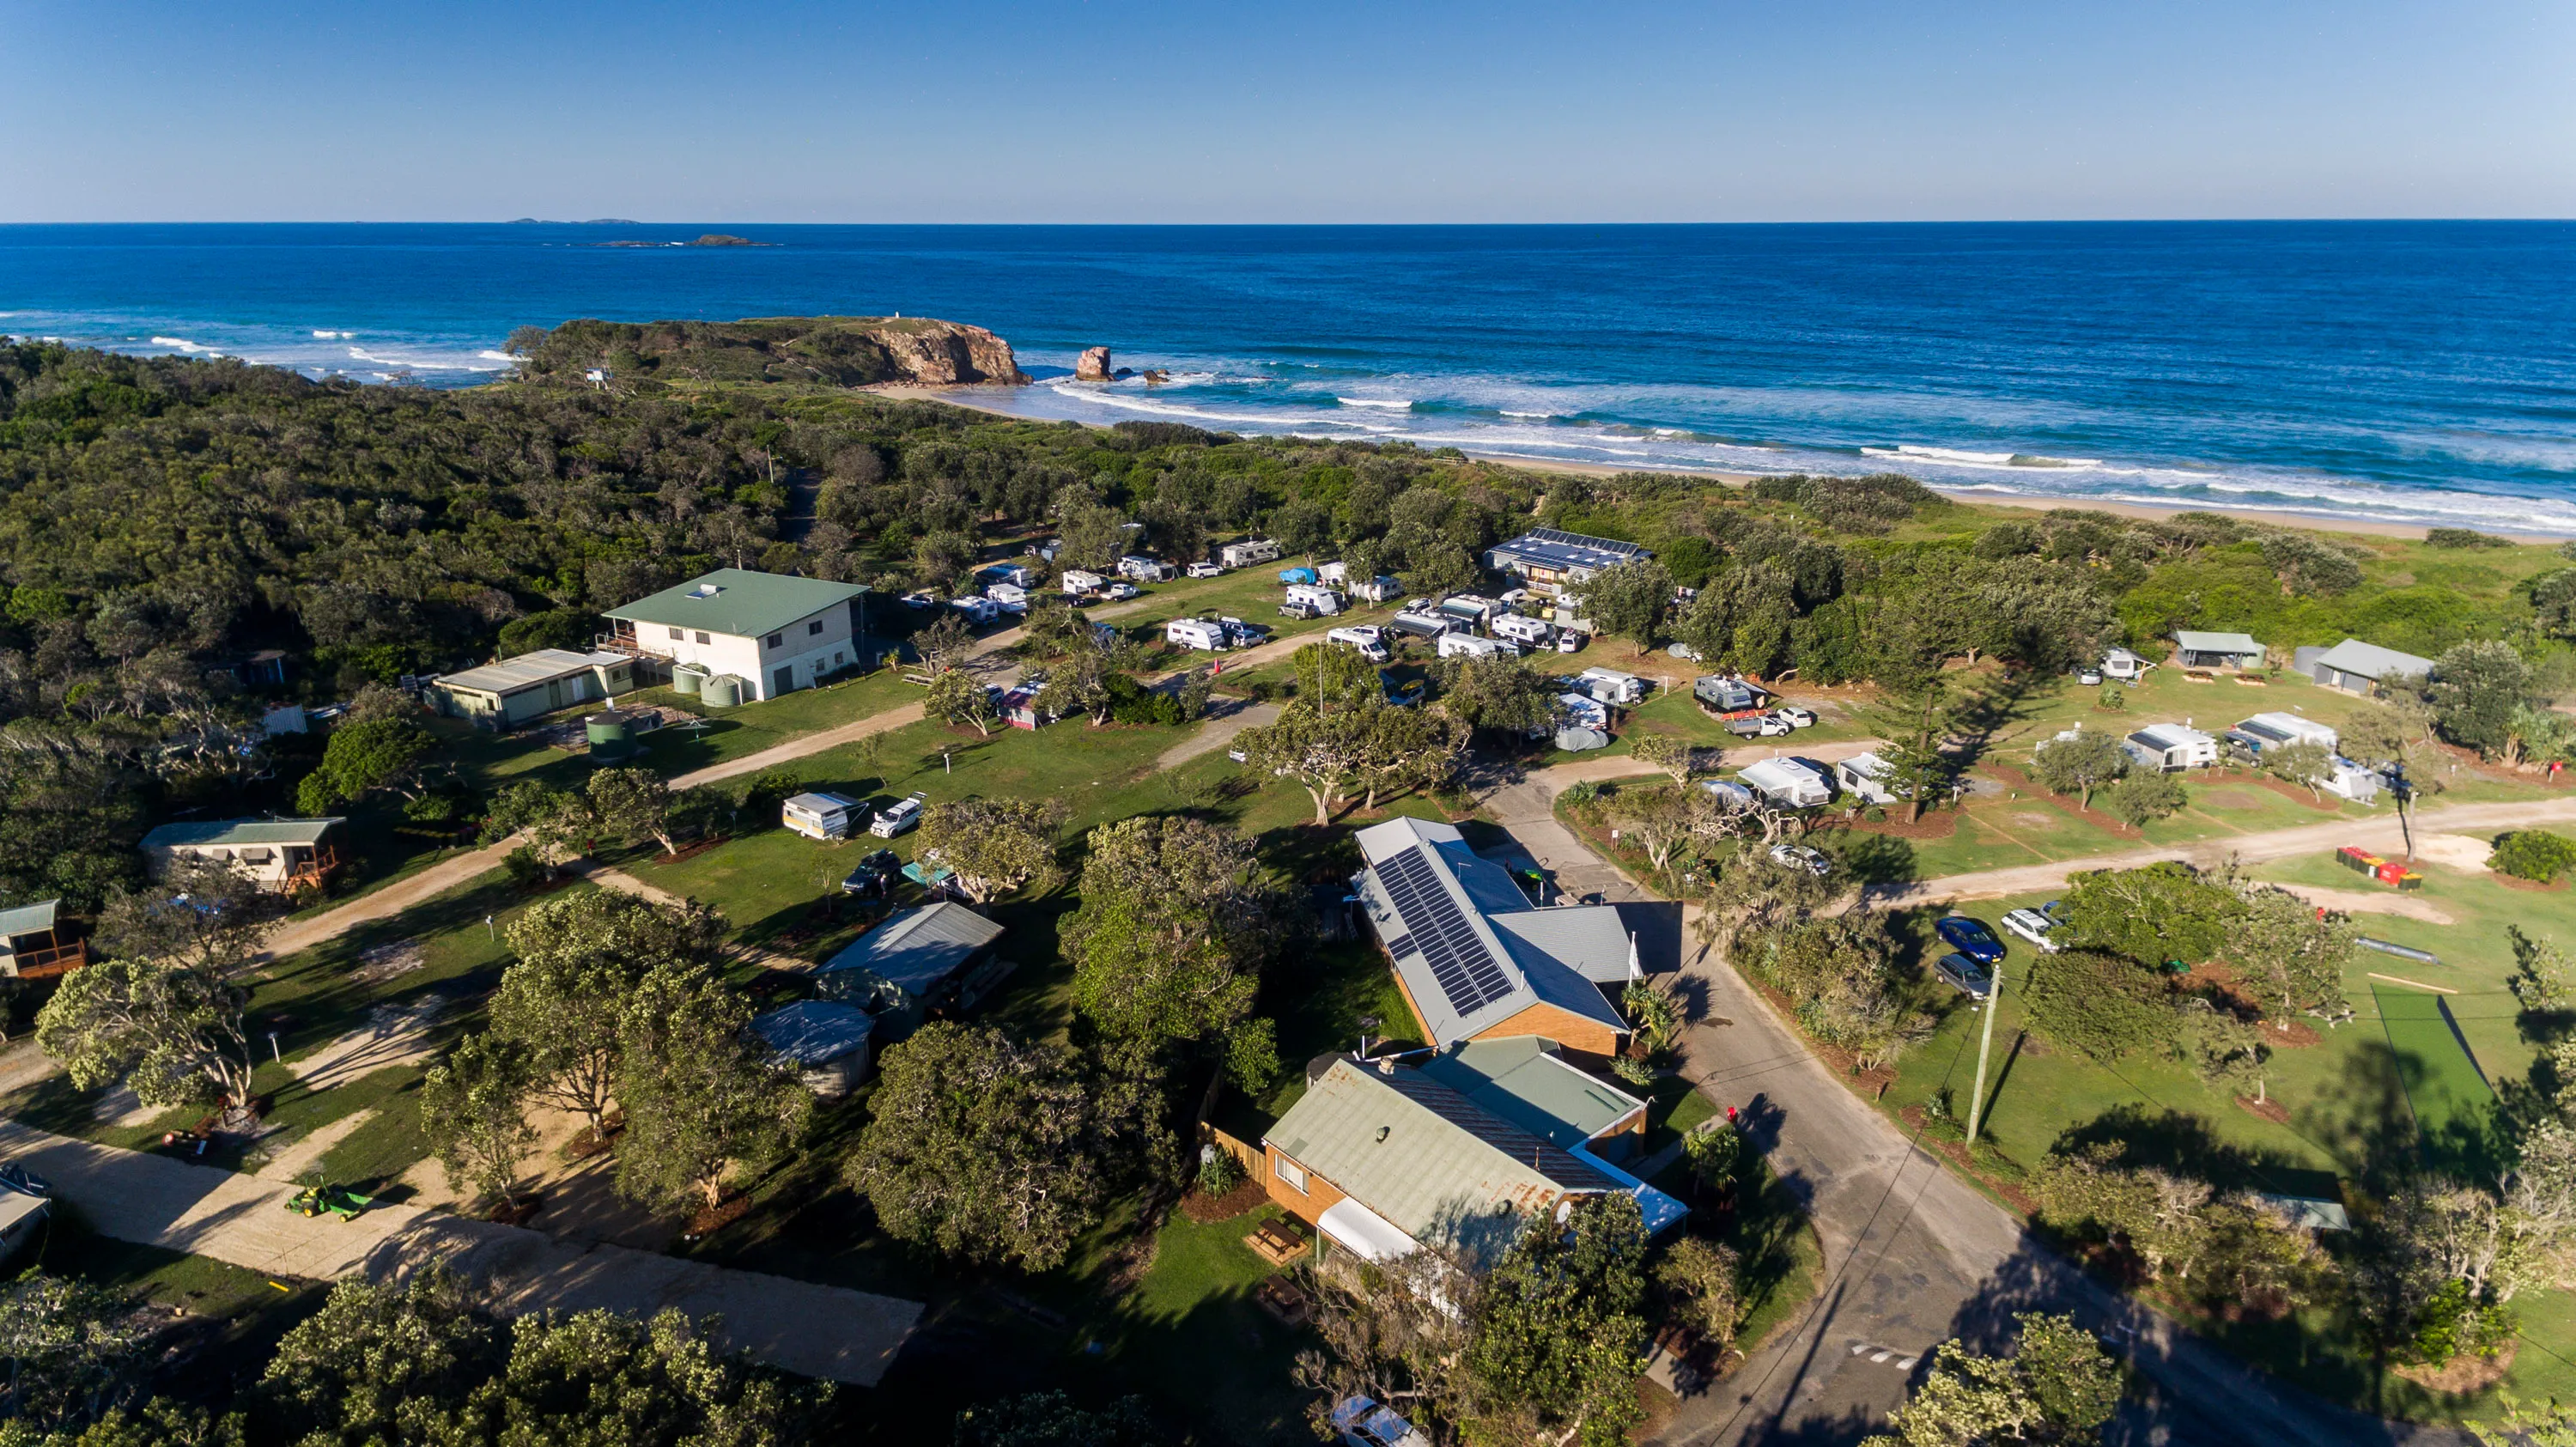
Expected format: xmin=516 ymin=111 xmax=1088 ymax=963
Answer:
xmin=867 ymin=386 xmax=2551 ymax=545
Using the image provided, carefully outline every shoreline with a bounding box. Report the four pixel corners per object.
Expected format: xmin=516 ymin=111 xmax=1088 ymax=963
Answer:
xmin=867 ymin=385 xmax=2556 ymax=545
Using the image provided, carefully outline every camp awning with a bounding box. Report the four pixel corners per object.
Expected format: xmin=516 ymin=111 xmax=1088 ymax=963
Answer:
xmin=1319 ymin=1198 xmax=1420 ymax=1263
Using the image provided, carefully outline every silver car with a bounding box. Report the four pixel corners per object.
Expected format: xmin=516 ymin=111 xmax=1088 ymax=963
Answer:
xmin=2001 ymin=907 xmax=2062 ymax=952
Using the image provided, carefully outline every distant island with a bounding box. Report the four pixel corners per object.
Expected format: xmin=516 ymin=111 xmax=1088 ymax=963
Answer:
xmin=589 ymin=234 xmax=771 ymax=249
xmin=504 ymin=217 xmax=643 ymax=225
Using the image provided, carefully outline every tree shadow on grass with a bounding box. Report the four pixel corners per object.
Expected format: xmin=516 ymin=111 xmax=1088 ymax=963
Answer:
xmin=2050 ymin=1103 xmax=2330 ymax=1200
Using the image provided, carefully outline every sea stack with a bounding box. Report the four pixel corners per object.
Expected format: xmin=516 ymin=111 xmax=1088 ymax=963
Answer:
xmin=1076 ymin=346 xmax=1114 ymax=380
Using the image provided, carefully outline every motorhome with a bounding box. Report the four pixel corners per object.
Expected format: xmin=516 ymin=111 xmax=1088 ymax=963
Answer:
xmin=1219 ymin=538 xmax=1282 ymax=568
xmin=1118 ymin=555 xmax=1178 ymax=583
xmin=1491 ymin=612 xmax=1553 ymax=648
xmin=783 ymin=792 xmax=869 ymax=842
xmin=1327 ymin=626 xmax=1391 ymax=662
xmin=1165 ymin=618 xmax=1230 ymax=652
xmin=1285 ymin=583 xmax=1346 ymax=615
xmin=1578 ymin=667 xmax=1649 ymax=706
xmin=1438 ymin=633 xmax=1517 ymax=660
xmin=1060 ymin=568 xmax=1106 ymax=597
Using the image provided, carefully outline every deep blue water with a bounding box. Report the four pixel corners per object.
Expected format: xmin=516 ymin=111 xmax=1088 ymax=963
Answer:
xmin=4 ymin=222 xmax=2573 ymax=529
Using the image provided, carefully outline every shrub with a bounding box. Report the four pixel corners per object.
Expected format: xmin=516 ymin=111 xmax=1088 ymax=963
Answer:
xmin=2021 ymin=948 xmax=2181 ymax=1061
xmin=2403 ymin=1279 xmax=2513 ymax=1365
xmin=1195 ymin=1146 xmax=1246 ymax=1197
xmin=2425 ymin=527 xmax=2511 ymax=550
xmin=1610 ymin=1056 xmax=1656 ymax=1088
xmin=2493 ymin=829 xmax=2576 ymax=883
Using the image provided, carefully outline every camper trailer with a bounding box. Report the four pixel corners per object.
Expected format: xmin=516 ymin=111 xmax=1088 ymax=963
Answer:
xmin=1835 ymin=752 xmax=1902 ymax=806
xmin=1439 ymin=633 xmax=1518 ymax=660
xmin=1118 ymin=556 xmax=1178 ymax=583
xmin=1327 ymin=626 xmax=1391 ymax=663
xmin=1285 ymin=584 xmax=1346 ymax=616
xmin=1165 ymin=618 xmax=1230 ymax=652
xmin=1491 ymin=613 xmax=1553 ymax=648
xmin=783 ymin=793 xmax=869 ymax=842
xmin=1220 ymin=538 xmax=1282 ymax=568
xmin=1351 ymin=575 xmax=1403 ymax=605
xmin=1578 ymin=668 xmax=1649 ymax=706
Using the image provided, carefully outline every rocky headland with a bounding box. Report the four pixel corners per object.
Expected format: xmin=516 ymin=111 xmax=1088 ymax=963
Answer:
xmin=515 ymin=315 xmax=1030 ymax=388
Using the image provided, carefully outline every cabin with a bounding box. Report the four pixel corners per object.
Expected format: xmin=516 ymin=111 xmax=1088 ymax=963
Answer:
xmin=1484 ymin=530 xmax=1652 ymax=597
xmin=2304 ymin=638 xmax=2437 ymax=696
xmin=1219 ymin=539 xmax=1282 ymax=568
xmin=1351 ymin=816 xmax=1642 ymax=1057
xmin=0 ymin=900 xmax=84 ymax=979
xmin=782 ymin=792 xmax=867 ymax=842
xmin=601 ymin=569 xmax=868 ymax=704
xmin=1261 ymin=1050 xmax=1683 ymax=1269
xmin=142 ymin=818 xmax=344 ymax=894
xmin=2172 ymin=630 xmax=2267 ymax=671
xmin=2123 ymin=724 xmax=2219 ymax=772
xmin=1737 ymin=758 xmax=1832 ymax=808
xmin=429 ymin=649 xmax=637 ymax=729
xmin=1835 ymin=751 xmax=1901 ymax=806
xmin=813 ymin=902 xmax=1008 ymax=1043
xmin=751 ymin=1000 xmax=875 ymax=1099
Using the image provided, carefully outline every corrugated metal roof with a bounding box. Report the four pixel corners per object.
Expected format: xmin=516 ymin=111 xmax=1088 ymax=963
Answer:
xmin=1417 ymin=1038 xmax=1643 ymax=1149
xmin=1352 ymin=817 xmax=1628 ymax=1049
xmin=1266 ymin=1058 xmax=1622 ymax=1258
xmin=434 ymin=648 xmax=628 ymax=696
xmin=2173 ymin=630 xmax=2264 ymax=654
xmin=1490 ymin=906 xmax=1632 ymax=985
xmin=751 ymin=1000 xmax=874 ymax=1065
xmin=605 ymin=568 xmax=867 ymax=638
xmin=1487 ymin=530 xmax=1652 ymax=574
xmin=814 ymin=902 xmax=1003 ymax=994
xmin=143 ymin=817 xmax=343 ymax=849
xmin=2312 ymin=637 xmax=2436 ymax=683
xmin=0 ymin=899 xmax=58 ymax=940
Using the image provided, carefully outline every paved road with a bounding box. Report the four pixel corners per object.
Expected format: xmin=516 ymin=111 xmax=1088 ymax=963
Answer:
xmin=0 ymin=1120 xmax=921 ymax=1388
xmin=1474 ymin=763 xmax=2470 ymax=1447
xmin=1867 ymin=794 xmax=2576 ymax=908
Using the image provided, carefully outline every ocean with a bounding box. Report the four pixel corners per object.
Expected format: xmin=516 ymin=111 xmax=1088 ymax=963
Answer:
xmin=3 ymin=221 xmax=2573 ymax=531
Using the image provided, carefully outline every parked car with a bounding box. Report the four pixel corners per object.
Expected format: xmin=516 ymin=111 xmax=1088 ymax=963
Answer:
xmin=1767 ymin=842 xmax=1831 ymax=877
xmin=1187 ymin=561 xmax=1225 ymax=579
xmin=1934 ymin=951 xmax=1995 ymax=999
xmin=1728 ymin=715 xmax=1793 ymax=739
xmin=1332 ymin=1399 xmax=1431 ymax=1447
xmin=1218 ymin=617 xmax=1272 ymax=648
xmin=1935 ymin=915 xmax=2006 ymax=965
xmin=1773 ymin=705 xmax=1818 ymax=727
xmin=840 ymin=849 xmax=903 ymax=897
xmin=2077 ymin=667 xmax=2104 ymax=685
xmin=2001 ymin=907 xmax=2061 ymax=952
xmin=1101 ymin=581 xmax=1141 ymax=601
xmin=1280 ymin=599 xmax=1323 ymax=621
xmin=901 ymin=589 xmax=937 ymax=611
xmin=869 ymin=792 xmax=928 ymax=838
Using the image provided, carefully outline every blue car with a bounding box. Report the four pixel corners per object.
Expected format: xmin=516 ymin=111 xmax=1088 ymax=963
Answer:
xmin=1935 ymin=915 xmax=2006 ymax=965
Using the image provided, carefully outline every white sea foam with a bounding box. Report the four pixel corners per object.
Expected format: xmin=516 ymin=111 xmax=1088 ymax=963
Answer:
xmin=149 ymin=336 xmax=224 ymax=355
xmin=1500 ymin=410 xmax=1556 ymax=419
xmin=1335 ymin=397 xmax=1413 ymax=410
xmin=346 ymin=345 xmax=510 ymax=372
xmin=312 ymin=330 xmax=354 ymax=339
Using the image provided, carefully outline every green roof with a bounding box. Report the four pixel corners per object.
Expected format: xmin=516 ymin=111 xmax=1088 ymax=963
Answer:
xmin=1416 ymin=1037 xmax=1644 ymax=1150
xmin=0 ymin=900 xmax=58 ymax=940
xmin=605 ymin=569 xmax=868 ymax=638
xmin=2173 ymin=630 xmax=2264 ymax=655
xmin=142 ymin=818 xmax=343 ymax=850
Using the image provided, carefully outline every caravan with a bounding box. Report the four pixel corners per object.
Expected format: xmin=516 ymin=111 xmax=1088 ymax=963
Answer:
xmin=1118 ymin=555 xmax=1178 ymax=583
xmin=1491 ymin=612 xmax=1553 ymax=648
xmin=1327 ymin=626 xmax=1391 ymax=663
xmin=1578 ymin=667 xmax=1648 ymax=706
xmin=1165 ymin=618 xmax=1230 ymax=652
xmin=950 ymin=595 xmax=1001 ymax=626
xmin=783 ymin=792 xmax=869 ymax=841
xmin=1219 ymin=538 xmax=1282 ymax=568
xmin=1737 ymin=757 xmax=1833 ymax=809
xmin=1060 ymin=568 xmax=1106 ymax=598
xmin=1835 ymin=752 xmax=1902 ymax=805
xmin=1439 ymin=633 xmax=1519 ymax=660
xmin=1350 ymin=575 xmax=1403 ymax=605
xmin=1285 ymin=584 xmax=1346 ymax=616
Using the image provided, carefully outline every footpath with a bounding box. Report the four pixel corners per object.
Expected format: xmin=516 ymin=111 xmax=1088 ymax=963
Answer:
xmin=0 ymin=1120 xmax=920 ymax=1387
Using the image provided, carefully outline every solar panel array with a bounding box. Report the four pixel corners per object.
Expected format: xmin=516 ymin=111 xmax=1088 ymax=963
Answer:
xmin=1376 ymin=847 xmax=1517 ymax=1017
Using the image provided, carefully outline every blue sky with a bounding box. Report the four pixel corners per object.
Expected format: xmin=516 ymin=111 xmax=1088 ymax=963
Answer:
xmin=3 ymin=0 xmax=2569 ymax=222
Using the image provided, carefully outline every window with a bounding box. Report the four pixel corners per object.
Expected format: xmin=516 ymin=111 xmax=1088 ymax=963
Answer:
xmin=832 ymin=651 xmax=845 ymax=667
xmin=808 ymin=619 xmax=825 ymax=636
xmin=668 ymin=627 xmax=683 ymax=641
xmin=764 ymin=633 xmax=783 ymax=650
xmin=1273 ymin=1154 xmax=1308 ymax=1193
xmin=694 ymin=631 xmax=711 ymax=645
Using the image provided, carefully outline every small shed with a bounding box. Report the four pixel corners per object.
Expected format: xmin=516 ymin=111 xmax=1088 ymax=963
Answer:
xmin=0 ymin=900 xmax=83 ymax=979
xmin=812 ymin=902 xmax=1007 ymax=1042
xmin=751 ymin=1000 xmax=874 ymax=1098
xmin=142 ymin=818 xmax=344 ymax=893
xmin=2307 ymin=638 xmax=2437 ymax=696
xmin=2172 ymin=630 xmax=2266 ymax=671
xmin=1737 ymin=758 xmax=1832 ymax=808
xmin=429 ymin=649 xmax=635 ymax=728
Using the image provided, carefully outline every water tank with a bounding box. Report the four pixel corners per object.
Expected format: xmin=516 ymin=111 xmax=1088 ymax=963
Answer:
xmin=671 ymin=662 xmax=708 ymax=696
xmin=702 ymin=674 xmax=742 ymax=708
xmin=585 ymin=710 xmax=636 ymax=763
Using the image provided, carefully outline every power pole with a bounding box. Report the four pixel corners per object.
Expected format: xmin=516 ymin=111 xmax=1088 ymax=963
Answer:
xmin=1965 ymin=958 xmax=2005 ymax=1146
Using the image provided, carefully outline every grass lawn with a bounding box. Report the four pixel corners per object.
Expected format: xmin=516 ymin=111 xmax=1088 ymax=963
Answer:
xmin=2372 ymin=984 xmax=2502 ymax=1178
xmin=1856 ymin=842 xmax=2576 ymax=1420
xmin=36 ymin=1218 xmax=331 ymax=1407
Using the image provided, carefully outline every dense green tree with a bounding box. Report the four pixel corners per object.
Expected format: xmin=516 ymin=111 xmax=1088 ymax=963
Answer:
xmin=1430 ymin=653 xmax=1555 ymax=735
xmin=91 ymin=854 xmax=281 ymax=972
xmin=924 ymin=667 xmax=997 ymax=737
xmin=2057 ymin=862 xmax=2241 ymax=967
xmin=489 ymin=891 xmax=722 ymax=1144
xmin=2028 ymin=728 xmax=2129 ymax=808
xmin=295 ymin=716 xmax=441 ymax=813
xmin=2101 ymin=769 xmax=2187 ymax=827
xmin=585 ymin=766 xmax=681 ymax=856
xmin=615 ymin=964 xmax=811 ymax=1214
xmin=845 ymin=1022 xmax=1112 ymax=1272
xmin=2020 ymin=949 xmax=2178 ymax=1062
xmin=418 ymin=1031 xmax=538 ymax=1209
xmin=918 ymin=798 xmax=1062 ymax=905
xmin=1467 ymin=1193 xmax=1651 ymax=1447
xmin=0 ymin=1273 xmax=149 ymax=1431
xmin=1861 ymin=1312 xmax=2123 ymax=1447
xmin=1574 ymin=559 xmax=1674 ymax=650
xmin=2221 ymin=885 xmax=2355 ymax=1029
xmin=36 ymin=957 xmax=256 ymax=1112
xmin=2430 ymin=640 xmax=2532 ymax=759
xmin=1063 ymin=817 xmax=1290 ymax=1079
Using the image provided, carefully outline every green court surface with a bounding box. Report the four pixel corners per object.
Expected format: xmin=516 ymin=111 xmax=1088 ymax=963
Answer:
xmin=2373 ymin=983 xmax=2501 ymax=1176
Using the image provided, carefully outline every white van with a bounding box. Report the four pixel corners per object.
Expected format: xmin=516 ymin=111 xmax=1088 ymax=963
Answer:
xmin=1285 ymin=584 xmax=1346 ymax=616
xmin=1439 ymin=633 xmax=1519 ymax=660
xmin=783 ymin=792 xmax=868 ymax=841
xmin=1327 ymin=626 xmax=1390 ymax=663
xmin=868 ymin=791 xmax=928 ymax=838
xmin=1578 ymin=667 xmax=1648 ymax=706
xmin=1491 ymin=613 xmax=1553 ymax=648
xmin=1165 ymin=618 xmax=1230 ymax=652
